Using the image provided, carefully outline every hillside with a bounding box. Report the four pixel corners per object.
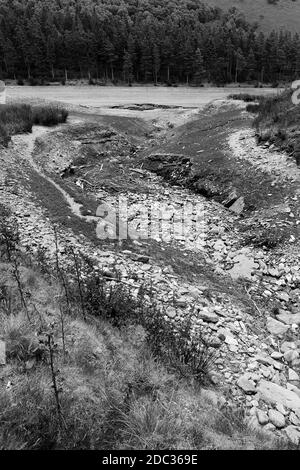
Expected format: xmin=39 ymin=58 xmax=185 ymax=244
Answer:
xmin=206 ymin=0 xmax=300 ymax=32
xmin=0 ymin=0 xmax=299 ymax=85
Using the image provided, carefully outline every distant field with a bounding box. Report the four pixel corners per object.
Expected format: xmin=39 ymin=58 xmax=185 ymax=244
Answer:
xmin=206 ymin=0 xmax=300 ymax=32
xmin=6 ymin=86 xmax=279 ymax=108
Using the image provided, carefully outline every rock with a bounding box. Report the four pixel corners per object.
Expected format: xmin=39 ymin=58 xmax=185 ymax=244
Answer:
xmin=268 ymin=268 xmax=280 ymax=278
xmin=223 ymin=190 xmax=238 ymax=207
xmin=255 ymin=353 xmax=283 ymax=370
xmin=271 ymin=352 xmax=283 ymax=360
xmin=175 ymin=297 xmax=188 ymax=307
xmin=257 ymin=380 xmax=300 ymax=412
xmin=266 ymin=317 xmax=289 ymax=336
xmin=268 ymin=409 xmax=286 ymax=429
xmin=284 ymin=426 xmax=300 ymax=444
xmin=237 ymin=375 xmax=257 ymax=395
xmin=0 ymin=341 xmax=5 ymax=365
xmin=287 ymin=384 xmax=300 ymax=398
xmin=213 ymin=239 xmax=226 ymax=251
xmin=288 ymin=368 xmax=300 ymax=382
xmin=224 ymin=335 xmax=238 ymax=347
xmin=166 ymin=306 xmax=177 ymax=319
xmin=256 ymin=409 xmax=269 ymax=425
xmin=197 ymin=308 xmax=219 ymax=323
xmin=228 ymin=196 xmax=244 ymax=215
xmin=277 ymin=292 xmax=290 ymax=303
xmin=284 ymin=350 xmax=299 ymax=363
xmin=276 ymin=403 xmax=288 ymax=416
xmin=277 ymin=312 xmax=300 ymax=325
xmin=281 ymin=341 xmax=297 ymax=353
xmin=289 ymin=412 xmax=300 ymax=427
xmin=264 ymin=423 xmax=276 ymax=433
xmin=134 ymin=255 xmax=150 ymax=264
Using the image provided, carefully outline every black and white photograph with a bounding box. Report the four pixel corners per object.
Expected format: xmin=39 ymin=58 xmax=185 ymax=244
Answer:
xmin=1 ymin=0 xmax=300 ymax=454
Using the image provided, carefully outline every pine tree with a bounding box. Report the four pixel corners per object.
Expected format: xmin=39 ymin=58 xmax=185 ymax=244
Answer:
xmin=193 ymin=48 xmax=205 ymax=85
xmin=123 ymin=50 xmax=133 ymax=85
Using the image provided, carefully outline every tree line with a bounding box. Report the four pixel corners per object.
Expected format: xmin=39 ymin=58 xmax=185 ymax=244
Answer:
xmin=0 ymin=0 xmax=299 ymax=85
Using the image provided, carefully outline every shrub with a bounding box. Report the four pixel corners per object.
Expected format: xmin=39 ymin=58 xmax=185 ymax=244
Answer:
xmin=228 ymin=93 xmax=262 ymax=103
xmin=0 ymin=104 xmax=68 ymax=145
xmin=246 ymin=103 xmax=260 ymax=113
xmin=32 ymin=106 xmax=68 ymax=126
xmin=0 ymin=104 xmax=33 ymax=135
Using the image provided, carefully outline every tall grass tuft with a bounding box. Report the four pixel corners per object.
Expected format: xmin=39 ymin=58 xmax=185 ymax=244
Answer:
xmin=32 ymin=106 xmax=68 ymax=126
xmin=0 ymin=103 xmax=68 ymax=146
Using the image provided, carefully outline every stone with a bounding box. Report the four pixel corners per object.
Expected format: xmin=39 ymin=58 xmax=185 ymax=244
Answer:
xmin=166 ymin=306 xmax=177 ymax=319
xmin=271 ymin=352 xmax=283 ymax=360
xmin=257 ymin=380 xmax=300 ymax=412
xmin=266 ymin=317 xmax=289 ymax=336
xmin=277 ymin=292 xmax=290 ymax=303
xmin=197 ymin=308 xmax=219 ymax=323
xmin=281 ymin=341 xmax=297 ymax=353
xmin=269 ymin=268 xmax=280 ymax=278
xmin=276 ymin=403 xmax=288 ymax=416
xmin=237 ymin=375 xmax=257 ymax=395
xmin=289 ymin=412 xmax=300 ymax=427
xmin=287 ymin=384 xmax=300 ymax=398
xmin=0 ymin=341 xmax=5 ymax=365
xmin=255 ymin=353 xmax=283 ymax=370
xmin=175 ymin=297 xmax=188 ymax=307
xmin=268 ymin=409 xmax=286 ymax=429
xmin=225 ymin=335 xmax=238 ymax=347
xmin=284 ymin=350 xmax=300 ymax=363
xmin=284 ymin=426 xmax=300 ymax=445
xmin=213 ymin=239 xmax=226 ymax=251
xmin=264 ymin=423 xmax=276 ymax=433
xmin=288 ymin=368 xmax=300 ymax=382
xmin=277 ymin=312 xmax=300 ymax=325
xmin=256 ymin=409 xmax=269 ymax=425
xmin=228 ymin=196 xmax=244 ymax=215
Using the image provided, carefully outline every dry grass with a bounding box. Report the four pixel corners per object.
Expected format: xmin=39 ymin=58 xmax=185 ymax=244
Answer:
xmin=0 ymin=104 xmax=68 ymax=146
xmin=252 ymin=89 xmax=300 ymax=164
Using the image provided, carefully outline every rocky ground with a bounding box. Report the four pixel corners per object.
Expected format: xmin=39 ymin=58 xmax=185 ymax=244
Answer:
xmin=1 ymin=99 xmax=300 ymax=446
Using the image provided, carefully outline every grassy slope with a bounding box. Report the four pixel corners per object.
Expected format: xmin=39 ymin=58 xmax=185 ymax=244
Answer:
xmin=0 ymin=236 xmax=281 ymax=450
xmin=206 ymin=0 xmax=300 ymax=32
xmin=253 ymin=89 xmax=300 ymax=157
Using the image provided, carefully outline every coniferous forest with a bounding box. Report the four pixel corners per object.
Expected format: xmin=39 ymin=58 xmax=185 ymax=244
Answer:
xmin=0 ymin=0 xmax=300 ymax=85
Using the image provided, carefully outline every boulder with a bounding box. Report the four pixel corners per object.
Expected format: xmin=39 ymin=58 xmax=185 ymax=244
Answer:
xmin=266 ymin=317 xmax=289 ymax=336
xmin=257 ymin=380 xmax=300 ymax=412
